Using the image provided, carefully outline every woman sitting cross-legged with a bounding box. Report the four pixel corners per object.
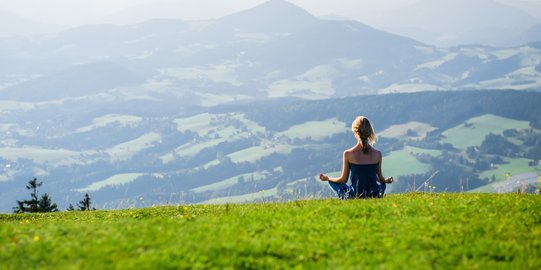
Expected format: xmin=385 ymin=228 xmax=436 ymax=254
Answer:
xmin=319 ymin=116 xmax=394 ymax=199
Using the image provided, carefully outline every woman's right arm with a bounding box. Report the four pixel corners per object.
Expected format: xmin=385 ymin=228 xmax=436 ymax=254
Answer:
xmin=377 ymin=151 xmax=394 ymax=184
xmin=320 ymin=151 xmax=350 ymax=183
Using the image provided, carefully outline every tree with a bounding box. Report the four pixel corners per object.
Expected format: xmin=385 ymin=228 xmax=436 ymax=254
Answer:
xmin=13 ymin=177 xmax=59 ymax=213
xmin=77 ymin=193 xmax=95 ymax=211
xmin=38 ymin=193 xmax=59 ymax=212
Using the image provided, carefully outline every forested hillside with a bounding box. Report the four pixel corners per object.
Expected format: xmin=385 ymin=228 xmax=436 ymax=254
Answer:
xmin=1 ymin=90 xmax=540 ymax=211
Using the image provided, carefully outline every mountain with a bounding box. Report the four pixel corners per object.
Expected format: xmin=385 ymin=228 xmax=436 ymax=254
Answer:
xmin=3 ymin=0 xmax=541 ymax=104
xmin=497 ymin=0 xmax=541 ymax=20
xmin=1 ymin=61 xmax=144 ymax=101
xmin=0 ymin=8 xmax=60 ymax=37
xmin=216 ymin=0 xmax=317 ymax=34
xmin=363 ymin=0 xmax=541 ymax=47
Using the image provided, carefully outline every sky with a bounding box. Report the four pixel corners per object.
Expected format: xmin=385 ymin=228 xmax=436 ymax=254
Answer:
xmin=0 ymin=0 xmax=426 ymax=26
xmin=1 ymin=0 xmax=541 ymax=29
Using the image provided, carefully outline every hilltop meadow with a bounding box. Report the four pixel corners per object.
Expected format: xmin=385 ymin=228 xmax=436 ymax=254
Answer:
xmin=1 ymin=193 xmax=540 ymax=269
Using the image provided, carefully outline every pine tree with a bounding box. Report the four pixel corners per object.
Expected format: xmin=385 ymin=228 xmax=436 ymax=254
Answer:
xmin=77 ymin=193 xmax=94 ymax=211
xmin=13 ymin=178 xmax=59 ymax=213
xmin=67 ymin=204 xmax=75 ymax=211
xmin=13 ymin=200 xmax=26 ymax=213
xmin=38 ymin=193 xmax=58 ymax=212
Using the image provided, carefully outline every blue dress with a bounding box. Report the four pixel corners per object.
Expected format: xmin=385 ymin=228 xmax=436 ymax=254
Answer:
xmin=328 ymin=163 xmax=386 ymax=199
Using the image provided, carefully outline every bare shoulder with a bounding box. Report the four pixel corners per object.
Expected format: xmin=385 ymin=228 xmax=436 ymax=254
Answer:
xmin=370 ymin=147 xmax=382 ymax=158
xmin=343 ymin=146 xmax=357 ymax=157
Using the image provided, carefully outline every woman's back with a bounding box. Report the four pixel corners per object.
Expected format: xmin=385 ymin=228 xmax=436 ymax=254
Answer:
xmin=346 ymin=145 xmax=380 ymax=165
xmin=347 ymin=147 xmax=382 ymax=198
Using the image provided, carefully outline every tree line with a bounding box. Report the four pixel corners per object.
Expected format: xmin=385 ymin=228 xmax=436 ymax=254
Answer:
xmin=13 ymin=177 xmax=95 ymax=213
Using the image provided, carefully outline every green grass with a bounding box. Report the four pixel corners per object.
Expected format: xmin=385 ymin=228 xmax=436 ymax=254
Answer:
xmin=191 ymin=171 xmax=269 ymax=194
xmin=379 ymin=121 xmax=437 ymax=140
xmin=441 ymin=114 xmax=530 ymax=150
xmin=199 ymin=187 xmax=278 ymax=204
xmin=0 ymin=146 xmax=91 ymax=165
xmin=382 ymin=147 xmax=433 ymax=177
xmin=74 ymin=173 xmax=164 ymax=193
xmin=276 ymin=118 xmax=346 ymax=141
xmin=479 ymin=158 xmax=541 ymax=181
xmin=406 ymin=146 xmax=443 ymax=157
xmin=1 ymin=193 xmax=539 ymax=269
xmin=227 ymin=145 xmax=296 ymax=164
xmin=471 ymin=173 xmax=540 ymax=193
xmin=174 ymin=113 xmax=216 ymax=136
xmin=173 ymin=113 xmax=265 ymax=137
xmin=76 ymin=114 xmax=142 ymax=133
xmin=106 ymin=133 xmax=162 ymax=162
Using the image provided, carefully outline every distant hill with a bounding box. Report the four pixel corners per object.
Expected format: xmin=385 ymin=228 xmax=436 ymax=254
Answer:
xmin=0 ymin=90 xmax=540 ymax=212
xmin=0 ymin=9 xmax=60 ymax=37
xmin=1 ymin=62 xmax=144 ymax=101
xmin=363 ymin=0 xmax=541 ymax=47
xmin=2 ymin=0 xmax=541 ymax=104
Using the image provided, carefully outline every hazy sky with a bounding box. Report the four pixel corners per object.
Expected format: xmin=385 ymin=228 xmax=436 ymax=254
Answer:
xmin=1 ymin=0 xmax=541 ymax=27
xmin=0 ymin=0 xmax=424 ymax=26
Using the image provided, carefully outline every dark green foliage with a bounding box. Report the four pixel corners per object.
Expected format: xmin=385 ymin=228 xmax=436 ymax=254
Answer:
xmin=525 ymin=133 xmax=541 ymax=159
xmin=77 ymin=194 xmax=94 ymax=211
xmin=38 ymin=193 xmax=59 ymax=213
xmin=13 ymin=178 xmax=58 ymax=213
xmin=227 ymin=90 xmax=541 ymax=131
xmin=480 ymin=133 xmax=520 ymax=157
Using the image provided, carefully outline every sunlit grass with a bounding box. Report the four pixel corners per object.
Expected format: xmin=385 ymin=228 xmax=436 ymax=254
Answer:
xmin=1 ymin=193 xmax=539 ymax=269
xmin=479 ymin=157 xmax=541 ymax=181
xmin=441 ymin=114 xmax=530 ymax=150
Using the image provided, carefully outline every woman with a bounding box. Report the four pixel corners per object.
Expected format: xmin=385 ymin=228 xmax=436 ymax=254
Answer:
xmin=319 ymin=116 xmax=394 ymax=199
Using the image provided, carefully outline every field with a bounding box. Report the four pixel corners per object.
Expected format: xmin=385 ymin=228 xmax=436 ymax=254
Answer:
xmin=479 ymin=158 xmax=541 ymax=181
xmin=441 ymin=114 xmax=530 ymax=149
xmin=190 ymin=171 xmax=269 ymax=194
xmin=227 ymin=145 xmax=296 ymax=164
xmin=379 ymin=121 xmax=437 ymax=140
xmin=382 ymin=147 xmax=434 ymax=178
xmin=75 ymin=173 xmax=164 ymax=193
xmin=276 ymin=118 xmax=346 ymax=141
xmin=1 ymin=193 xmax=539 ymax=269
xmin=76 ymin=114 xmax=142 ymax=133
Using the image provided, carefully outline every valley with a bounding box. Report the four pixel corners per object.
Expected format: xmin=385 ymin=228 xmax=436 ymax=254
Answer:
xmin=1 ymin=90 xmax=540 ymax=212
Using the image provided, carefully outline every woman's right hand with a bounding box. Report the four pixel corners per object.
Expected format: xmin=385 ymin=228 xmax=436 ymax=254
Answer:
xmin=386 ymin=177 xmax=394 ymax=184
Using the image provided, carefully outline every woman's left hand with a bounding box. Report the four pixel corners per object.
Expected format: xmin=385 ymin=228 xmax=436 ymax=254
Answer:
xmin=386 ymin=177 xmax=394 ymax=183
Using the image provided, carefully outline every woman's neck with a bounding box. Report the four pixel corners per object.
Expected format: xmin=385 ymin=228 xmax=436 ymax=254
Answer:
xmin=356 ymin=141 xmax=370 ymax=149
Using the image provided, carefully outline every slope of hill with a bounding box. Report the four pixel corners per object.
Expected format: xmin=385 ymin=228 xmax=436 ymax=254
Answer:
xmin=1 ymin=194 xmax=539 ymax=269
xmin=1 ymin=61 xmax=144 ymax=101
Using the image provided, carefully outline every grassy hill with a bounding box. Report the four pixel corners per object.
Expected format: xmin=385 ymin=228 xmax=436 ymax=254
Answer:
xmin=1 ymin=193 xmax=539 ymax=269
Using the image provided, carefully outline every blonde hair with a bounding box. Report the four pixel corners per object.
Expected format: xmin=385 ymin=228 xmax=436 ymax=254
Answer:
xmin=351 ymin=116 xmax=375 ymax=153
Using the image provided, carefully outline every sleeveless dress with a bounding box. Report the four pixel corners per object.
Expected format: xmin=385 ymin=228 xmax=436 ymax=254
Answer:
xmin=328 ymin=163 xmax=386 ymax=199
xmin=349 ymin=163 xmax=382 ymax=198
